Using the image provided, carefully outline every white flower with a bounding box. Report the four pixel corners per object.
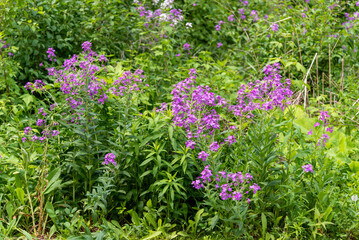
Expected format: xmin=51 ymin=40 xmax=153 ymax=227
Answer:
xmin=160 ymin=0 xmax=174 ymax=9
xmin=159 ymin=13 xmax=169 ymax=22
xmin=352 ymin=194 xmax=358 ymax=202
xmin=186 ymin=22 xmax=192 ymax=29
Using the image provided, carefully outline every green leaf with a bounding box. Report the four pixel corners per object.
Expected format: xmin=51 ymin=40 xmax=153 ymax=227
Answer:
xmin=261 ymin=213 xmax=267 ymax=236
xmin=15 ymin=188 xmax=25 ymax=204
xmin=45 ymin=202 xmax=57 ymax=221
xmin=143 ymin=231 xmax=162 ymax=240
xmin=21 ymin=94 xmax=33 ymax=107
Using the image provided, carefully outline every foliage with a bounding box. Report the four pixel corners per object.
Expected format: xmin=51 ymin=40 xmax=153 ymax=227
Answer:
xmin=0 ymin=0 xmax=359 ymax=239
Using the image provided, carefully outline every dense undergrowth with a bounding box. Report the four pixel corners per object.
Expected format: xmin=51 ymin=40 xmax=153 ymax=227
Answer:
xmin=0 ymin=0 xmax=359 ymax=239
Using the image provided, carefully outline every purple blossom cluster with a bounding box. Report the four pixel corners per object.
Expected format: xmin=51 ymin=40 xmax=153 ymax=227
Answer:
xmin=192 ymin=165 xmax=260 ymax=202
xmin=24 ymin=80 xmax=46 ymax=93
xmin=22 ymin=113 xmax=60 ymax=144
xmin=135 ymin=0 xmax=183 ymax=27
xmin=307 ymin=111 xmax=333 ymax=148
xmin=108 ymin=69 xmax=144 ymax=97
xmin=302 ymin=164 xmax=313 ymax=173
xmin=229 ymin=63 xmax=292 ymax=118
xmin=170 ymin=69 xmax=229 ymax=155
xmin=103 ymin=153 xmax=116 ymax=166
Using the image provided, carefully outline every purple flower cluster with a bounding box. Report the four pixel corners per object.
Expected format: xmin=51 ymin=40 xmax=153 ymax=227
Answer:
xmin=271 ymin=23 xmax=279 ymax=32
xmin=229 ymin=63 xmax=292 ymax=118
xmin=302 ymin=164 xmax=313 ymax=173
xmin=24 ymin=80 xmax=46 ymax=93
xmin=215 ymin=20 xmax=224 ymax=31
xmin=103 ymin=153 xmax=116 ymax=166
xmin=47 ymin=48 xmax=56 ymax=62
xmin=108 ymin=69 xmax=144 ymax=97
xmin=136 ymin=1 xmax=183 ymax=27
xmin=171 ymin=70 xmax=226 ymax=144
xmin=307 ymin=111 xmax=333 ymax=148
xmin=192 ymin=165 xmax=260 ymax=202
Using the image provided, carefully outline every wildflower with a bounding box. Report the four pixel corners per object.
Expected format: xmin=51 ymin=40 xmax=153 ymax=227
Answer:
xmin=198 ymin=151 xmax=209 ymax=161
xmin=228 ymin=15 xmax=235 ymax=22
xmin=185 ymin=140 xmax=196 ymax=149
xmin=103 ymin=153 xmax=116 ymax=166
xmin=249 ymin=183 xmax=261 ymax=193
xmin=47 ymin=48 xmax=56 ymax=61
xmin=217 ymin=42 xmax=223 ymax=48
xmin=308 ymin=129 xmax=313 ymax=135
xmin=52 ymin=130 xmax=60 ymax=137
xmin=24 ymin=127 xmax=32 ymax=135
xmin=352 ymin=194 xmax=358 ymax=202
xmin=183 ymin=43 xmax=191 ymax=51
xmin=271 ymin=23 xmax=279 ymax=32
xmin=317 ymin=134 xmax=329 ymax=147
xmin=225 ymin=135 xmax=236 ymax=146
xmin=302 ymin=13 xmax=306 ymax=18
xmin=210 ymin=141 xmax=219 ymax=152
xmin=302 ymin=164 xmax=313 ymax=173
xmin=186 ymin=22 xmax=192 ymax=28
xmin=326 ymin=127 xmax=333 ymax=133
xmin=82 ymin=41 xmax=92 ymax=52
xmin=314 ymin=122 xmax=320 ymax=127
xmin=37 ymin=119 xmax=44 ymax=127
xmin=22 ymin=137 xmax=27 ymax=142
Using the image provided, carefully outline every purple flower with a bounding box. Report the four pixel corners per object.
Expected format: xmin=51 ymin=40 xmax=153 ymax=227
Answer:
xmin=82 ymin=41 xmax=92 ymax=52
xmin=183 ymin=43 xmax=191 ymax=51
xmin=317 ymin=134 xmax=330 ymax=147
xmin=37 ymin=119 xmax=44 ymax=127
xmin=308 ymin=129 xmax=313 ymax=135
xmin=319 ymin=111 xmax=330 ymax=124
xmin=22 ymin=137 xmax=27 ymax=142
xmin=326 ymin=127 xmax=333 ymax=133
xmin=228 ymin=15 xmax=235 ymax=22
xmin=217 ymin=42 xmax=223 ymax=48
xmin=24 ymin=127 xmax=32 ymax=135
xmin=46 ymin=48 xmax=56 ymax=62
xmin=185 ymin=140 xmax=196 ymax=149
xmin=52 ymin=130 xmax=60 ymax=137
xmin=103 ymin=153 xmax=116 ymax=166
xmin=249 ymin=183 xmax=261 ymax=193
xmin=198 ymin=151 xmax=209 ymax=161
xmin=302 ymin=164 xmax=313 ymax=173
xmin=314 ymin=122 xmax=320 ymax=127
xmin=225 ymin=135 xmax=236 ymax=146
xmin=302 ymin=13 xmax=307 ymax=18
xmin=209 ymin=141 xmax=219 ymax=152
xmin=98 ymin=55 xmax=107 ymax=62
xmin=271 ymin=23 xmax=279 ymax=32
